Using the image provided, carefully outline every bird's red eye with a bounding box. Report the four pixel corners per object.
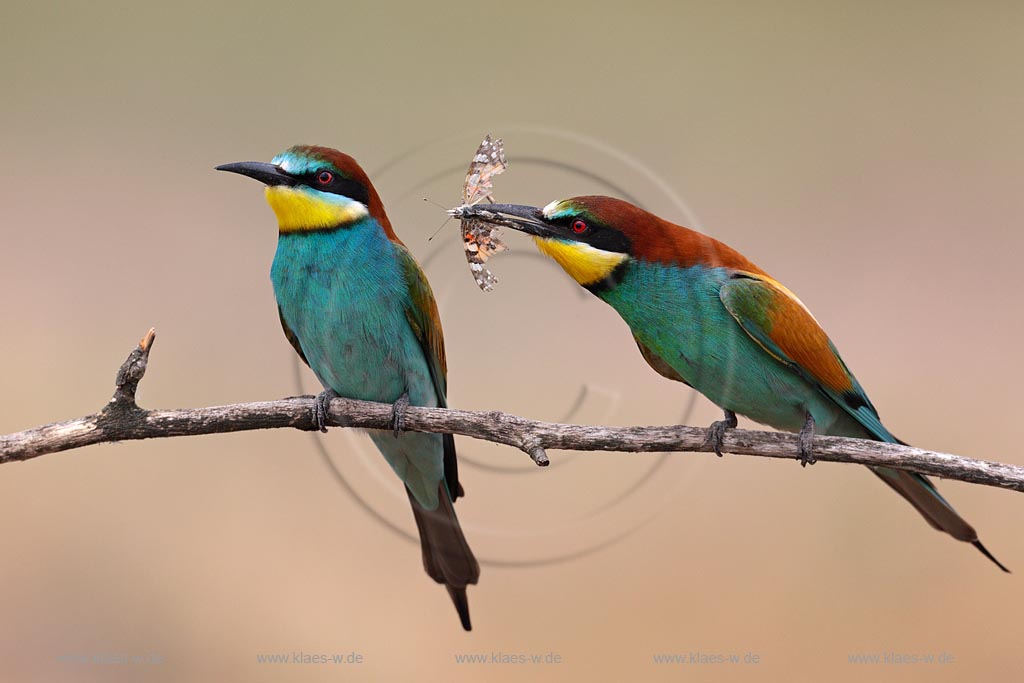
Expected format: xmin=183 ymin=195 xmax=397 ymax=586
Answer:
xmin=571 ymin=218 xmax=588 ymax=233
xmin=317 ymin=171 xmax=334 ymax=185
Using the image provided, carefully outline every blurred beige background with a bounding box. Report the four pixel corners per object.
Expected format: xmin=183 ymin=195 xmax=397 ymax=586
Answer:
xmin=2 ymin=1 xmax=1023 ymax=681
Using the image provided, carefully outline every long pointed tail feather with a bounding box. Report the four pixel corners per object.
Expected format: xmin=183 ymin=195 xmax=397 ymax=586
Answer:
xmin=973 ymin=540 xmax=1011 ymax=573
xmin=871 ymin=466 xmax=1009 ymax=572
xmin=407 ymin=483 xmax=480 ymax=630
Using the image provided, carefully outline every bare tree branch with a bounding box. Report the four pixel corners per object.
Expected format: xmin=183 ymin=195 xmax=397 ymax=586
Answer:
xmin=2 ymin=330 xmax=1022 ymax=493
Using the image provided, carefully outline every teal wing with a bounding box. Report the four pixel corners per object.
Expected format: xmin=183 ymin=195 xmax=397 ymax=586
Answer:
xmin=395 ymin=245 xmax=463 ymax=500
xmin=718 ymin=271 xmax=996 ymax=550
xmin=396 ymin=244 xmax=448 ymax=406
xmin=718 ymin=271 xmax=893 ymax=441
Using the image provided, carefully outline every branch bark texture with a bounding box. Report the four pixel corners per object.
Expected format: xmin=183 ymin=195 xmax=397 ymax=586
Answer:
xmin=2 ymin=330 xmax=1022 ymax=494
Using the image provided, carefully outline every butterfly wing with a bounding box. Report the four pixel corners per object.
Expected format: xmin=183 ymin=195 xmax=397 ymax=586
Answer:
xmin=462 ymin=217 xmax=507 ymax=291
xmin=460 ymin=135 xmax=509 ymax=290
xmin=462 ymin=134 xmax=508 ymax=206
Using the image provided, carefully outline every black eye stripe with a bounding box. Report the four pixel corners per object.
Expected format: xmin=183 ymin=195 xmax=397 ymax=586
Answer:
xmin=557 ymin=214 xmax=630 ymax=253
xmin=302 ymin=171 xmax=370 ymax=206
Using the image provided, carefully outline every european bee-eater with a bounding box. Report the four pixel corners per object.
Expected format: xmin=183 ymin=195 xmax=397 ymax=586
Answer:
xmin=473 ymin=197 xmax=1008 ymax=571
xmin=217 ymin=146 xmax=480 ymax=629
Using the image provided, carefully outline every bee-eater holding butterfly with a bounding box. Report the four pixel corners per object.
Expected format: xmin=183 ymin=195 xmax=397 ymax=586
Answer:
xmin=217 ymin=146 xmax=480 ymax=629
xmin=470 ymin=197 xmax=1008 ymax=571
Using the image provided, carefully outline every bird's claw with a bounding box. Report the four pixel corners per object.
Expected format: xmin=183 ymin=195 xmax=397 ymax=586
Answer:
xmin=798 ymin=412 xmax=816 ymax=467
xmin=391 ymin=392 xmax=410 ymax=438
xmin=703 ymin=409 xmax=738 ymax=457
xmin=312 ymin=389 xmax=339 ymax=433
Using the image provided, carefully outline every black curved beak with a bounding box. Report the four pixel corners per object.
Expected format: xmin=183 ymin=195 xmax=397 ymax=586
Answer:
xmin=215 ymin=161 xmax=296 ymax=187
xmin=462 ymin=203 xmax=561 ymax=239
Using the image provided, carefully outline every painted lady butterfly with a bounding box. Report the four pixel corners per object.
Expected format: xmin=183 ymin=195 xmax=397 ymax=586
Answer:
xmin=449 ymin=135 xmax=509 ymax=291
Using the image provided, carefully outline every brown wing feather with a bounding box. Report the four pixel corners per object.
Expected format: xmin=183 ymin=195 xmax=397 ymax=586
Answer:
xmin=721 ymin=272 xmax=855 ymax=396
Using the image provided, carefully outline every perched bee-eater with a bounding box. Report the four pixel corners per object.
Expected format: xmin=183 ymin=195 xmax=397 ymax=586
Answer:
xmin=217 ymin=147 xmax=480 ymax=629
xmin=475 ymin=197 xmax=1007 ymax=571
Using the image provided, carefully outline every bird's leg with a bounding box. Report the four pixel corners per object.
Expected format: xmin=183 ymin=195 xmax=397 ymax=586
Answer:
xmin=798 ymin=412 xmax=816 ymax=467
xmin=390 ymin=391 xmax=410 ymax=438
xmin=312 ymin=388 xmax=339 ymax=433
xmin=704 ymin=409 xmax=738 ymax=457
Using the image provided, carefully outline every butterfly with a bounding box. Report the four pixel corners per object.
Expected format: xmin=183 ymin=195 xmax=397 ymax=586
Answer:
xmin=449 ymin=134 xmax=509 ymax=291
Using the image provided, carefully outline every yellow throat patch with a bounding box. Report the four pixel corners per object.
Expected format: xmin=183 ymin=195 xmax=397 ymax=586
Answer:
xmin=265 ymin=186 xmax=368 ymax=232
xmin=534 ymin=237 xmax=628 ymax=286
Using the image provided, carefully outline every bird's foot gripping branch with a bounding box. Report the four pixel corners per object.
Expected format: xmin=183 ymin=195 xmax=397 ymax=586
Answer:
xmin=2 ymin=330 xmax=1024 ymax=495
